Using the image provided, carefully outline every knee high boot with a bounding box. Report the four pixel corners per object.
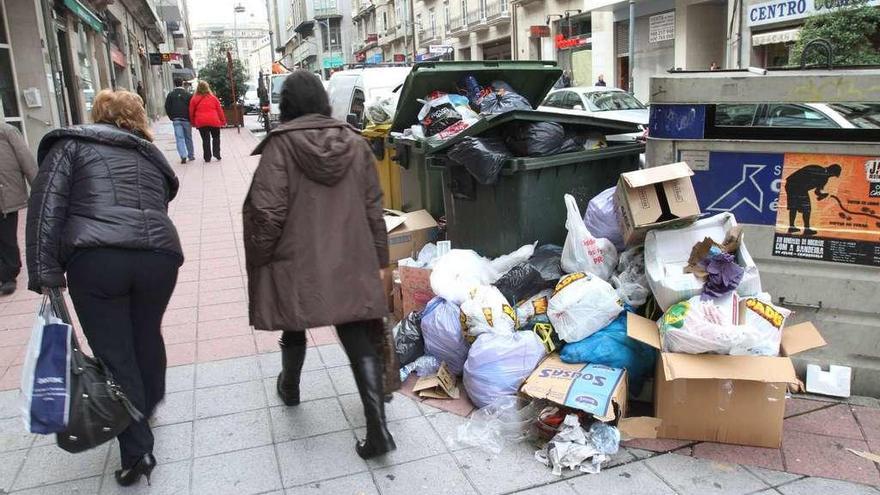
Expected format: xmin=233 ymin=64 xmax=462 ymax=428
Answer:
xmin=350 ymin=355 xmax=396 ymax=459
xmin=277 ymin=342 xmax=306 ymax=406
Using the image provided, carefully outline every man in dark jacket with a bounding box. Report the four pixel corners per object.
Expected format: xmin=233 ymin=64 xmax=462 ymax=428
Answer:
xmin=165 ymin=78 xmax=195 ymax=163
xmin=0 ymin=123 xmax=37 ymax=295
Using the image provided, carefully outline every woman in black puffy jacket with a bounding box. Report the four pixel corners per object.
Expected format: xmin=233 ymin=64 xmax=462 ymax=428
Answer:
xmin=26 ymin=89 xmax=183 ymax=487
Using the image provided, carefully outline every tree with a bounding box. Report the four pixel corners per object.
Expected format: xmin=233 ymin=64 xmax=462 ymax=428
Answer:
xmin=790 ymin=1 xmax=880 ymax=67
xmin=197 ymin=44 xmax=250 ymax=107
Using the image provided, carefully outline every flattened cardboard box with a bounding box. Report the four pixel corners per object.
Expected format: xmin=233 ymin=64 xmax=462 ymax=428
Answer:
xmin=384 ymin=209 xmax=438 ymax=263
xmin=398 ymin=266 xmax=434 ymax=317
xmin=520 ymin=354 xmax=628 ymax=422
xmin=413 ymin=362 xmax=460 ymax=399
xmin=627 ymin=313 xmax=826 ymax=448
xmin=617 ymin=162 xmax=701 ymax=246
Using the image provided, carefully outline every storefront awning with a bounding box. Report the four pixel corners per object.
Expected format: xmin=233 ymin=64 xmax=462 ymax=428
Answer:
xmin=751 ymin=28 xmax=800 ymax=46
xmin=63 ymin=0 xmax=104 ymax=33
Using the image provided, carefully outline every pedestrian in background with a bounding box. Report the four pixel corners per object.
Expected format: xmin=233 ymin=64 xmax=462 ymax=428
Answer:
xmin=165 ymin=78 xmax=195 ymax=164
xmin=26 ymin=89 xmax=183 ymax=487
xmin=596 ymin=74 xmax=608 ymax=87
xmin=189 ymin=81 xmax=226 ymax=163
xmin=243 ymin=70 xmax=395 ymax=460
xmin=0 ymin=123 xmax=37 ymax=296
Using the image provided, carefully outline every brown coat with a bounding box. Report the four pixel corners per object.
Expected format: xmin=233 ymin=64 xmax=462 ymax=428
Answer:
xmin=243 ymin=114 xmax=389 ymax=331
xmin=0 ymin=123 xmax=38 ymax=214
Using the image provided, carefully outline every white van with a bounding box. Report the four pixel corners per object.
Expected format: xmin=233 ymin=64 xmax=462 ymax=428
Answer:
xmin=327 ymin=66 xmax=411 ymax=128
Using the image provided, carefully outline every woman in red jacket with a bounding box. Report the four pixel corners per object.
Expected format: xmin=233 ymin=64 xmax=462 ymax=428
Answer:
xmin=189 ymin=81 xmax=226 ymax=162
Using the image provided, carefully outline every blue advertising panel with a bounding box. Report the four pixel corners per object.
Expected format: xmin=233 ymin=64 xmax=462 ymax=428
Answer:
xmin=685 ymin=151 xmax=785 ymax=225
xmin=648 ymin=104 xmax=706 ymax=140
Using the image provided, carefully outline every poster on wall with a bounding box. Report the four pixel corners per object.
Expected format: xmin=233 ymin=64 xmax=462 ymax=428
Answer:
xmin=773 ymin=153 xmax=880 ymax=267
xmin=649 ymin=12 xmax=675 ymax=43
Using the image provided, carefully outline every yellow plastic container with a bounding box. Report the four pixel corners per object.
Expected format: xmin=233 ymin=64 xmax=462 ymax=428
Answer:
xmin=362 ymin=124 xmax=402 ymax=210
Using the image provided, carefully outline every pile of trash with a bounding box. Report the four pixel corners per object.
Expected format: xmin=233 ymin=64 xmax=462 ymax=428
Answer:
xmin=389 ymin=161 xmax=820 ymax=472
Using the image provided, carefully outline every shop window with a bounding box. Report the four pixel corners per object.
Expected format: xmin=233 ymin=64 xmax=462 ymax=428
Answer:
xmin=0 ymin=48 xmax=19 ymax=119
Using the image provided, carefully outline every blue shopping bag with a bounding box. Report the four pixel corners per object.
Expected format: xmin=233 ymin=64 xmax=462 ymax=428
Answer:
xmin=20 ymin=296 xmax=72 ymax=434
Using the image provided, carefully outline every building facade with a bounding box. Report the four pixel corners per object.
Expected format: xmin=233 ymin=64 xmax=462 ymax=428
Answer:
xmin=282 ymin=0 xmax=354 ymax=78
xmin=191 ymin=22 xmax=269 ymax=76
xmin=1 ymin=0 xmax=193 ymax=150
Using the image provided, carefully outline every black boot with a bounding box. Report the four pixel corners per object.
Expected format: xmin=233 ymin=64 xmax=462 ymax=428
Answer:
xmin=277 ymin=342 xmax=306 ymax=406
xmin=350 ymin=355 xmax=396 ymax=459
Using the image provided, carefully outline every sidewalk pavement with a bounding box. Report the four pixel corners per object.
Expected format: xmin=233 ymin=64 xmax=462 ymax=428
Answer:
xmin=0 ymin=121 xmax=879 ymax=494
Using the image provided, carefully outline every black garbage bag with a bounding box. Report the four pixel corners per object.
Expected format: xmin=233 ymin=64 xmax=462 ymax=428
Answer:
xmin=529 ymin=244 xmax=564 ymax=284
xmin=394 ymin=311 xmax=424 ymax=366
xmin=422 ymin=102 xmax=464 ymax=137
xmin=447 ymin=137 xmax=512 ymax=185
xmin=480 ymin=91 xmax=533 ymax=115
xmin=494 ymin=262 xmax=554 ymax=306
xmin=506 ymin=122 xmax=568 ymax=157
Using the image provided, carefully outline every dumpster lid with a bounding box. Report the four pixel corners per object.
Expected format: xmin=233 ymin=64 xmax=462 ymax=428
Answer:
xmin=390 ymin=61 xmax=564 ymax=132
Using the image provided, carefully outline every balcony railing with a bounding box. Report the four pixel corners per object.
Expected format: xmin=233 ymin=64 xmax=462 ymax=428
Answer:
xmin=467 ymin=7 xmax=488 ymax=30
xmin=448 ymin=15 xmax=466 ymax=33
xmin=485 ymin=0 xmax=509 ymax=23
xmin=418 ymin=27 xmax=439 ymax=45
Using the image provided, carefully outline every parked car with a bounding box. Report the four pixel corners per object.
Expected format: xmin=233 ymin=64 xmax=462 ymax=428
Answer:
xmin=713 ymin=102 xmax=880 ymax=129
xmin=539 ymin=86 xmax=648 ymax=142
xmin=326 ymin=66 xmax=411 ymax=129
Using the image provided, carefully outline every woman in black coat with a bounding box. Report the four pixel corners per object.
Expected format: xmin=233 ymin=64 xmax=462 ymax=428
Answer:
xmin=26 ymin=89 xmax=183 ymax=487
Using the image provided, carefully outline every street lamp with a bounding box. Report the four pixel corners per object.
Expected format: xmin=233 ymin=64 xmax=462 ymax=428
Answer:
xmin=233 ymin=3 xmax=246 ymax=60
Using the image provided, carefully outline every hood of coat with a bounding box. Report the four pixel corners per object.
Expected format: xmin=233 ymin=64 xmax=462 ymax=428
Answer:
xmin=252 ymin=114 xmax=363 ymax=186
xmin=37 ymin=124 xmax=178 ymax=191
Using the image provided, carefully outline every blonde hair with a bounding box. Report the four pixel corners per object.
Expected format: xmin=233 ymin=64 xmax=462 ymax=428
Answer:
xmin=196 ymin=81 xmax=213 ymax=95
xmin=91 ymin=90 xmax=153 ymax=141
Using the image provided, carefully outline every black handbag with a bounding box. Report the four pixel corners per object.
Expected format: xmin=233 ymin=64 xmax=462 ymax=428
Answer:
xmin=47 ymin=289 xmax=143 ymax=453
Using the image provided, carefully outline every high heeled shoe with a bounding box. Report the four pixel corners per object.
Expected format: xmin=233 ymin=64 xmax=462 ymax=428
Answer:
xmin=114 ymin=453 xmax=156 ymax=487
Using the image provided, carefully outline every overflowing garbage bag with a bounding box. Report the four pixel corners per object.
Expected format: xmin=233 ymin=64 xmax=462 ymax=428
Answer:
xmin=393 ymin=311 xmax=424 ymax=367
xmin=505 ymin=122 xmax=585 ymax=157
xmin=447 ymin=137 xmax=512 ymax=185
xmin=421 ymin=297 xmax=470 ymax=375
xmin=559 ymin=308 xmax=656 ymax=394
xmin=449 ymin=395 xmax=542 ymax=454
xmin=583 ymin=187 xmax=625 ymax=252
xmin=534 ymin=415 xmax=621 ymax=476
xmin=399 ymin=354 xmax=441 ymax=382
xmin=528 ymin=244 xmax=564 ymax=285
xmin=515 ymin=289 xmax=561 ymax=353
xmin=610 ymin=247 xmax=650 ymax=309
xmin=494 ymin=261 xmax=554 ymax=306
xmin=479 ymin=81 xmax=533 ymax=115
xmin=418 ymin=93 xmax=479 ymax=140
xmin=463 ymin=331 xmax=546 ymax=408
xmin=430 ymin=244 xmax=536 ymax=305
xmin=547 ymin=272 xmax=624 ymax=343
xmin=561 ymin=194 xmax=618 ymax=281
xmin=460 ymin=285 xmax=517 ymax=338
xmin=365 ymin=94 xmax=398 ymax=124
xmin=659 ymin=294 xmax=789 ymax=356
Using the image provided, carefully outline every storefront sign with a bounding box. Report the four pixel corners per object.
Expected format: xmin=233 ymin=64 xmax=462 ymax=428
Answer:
xmin=649 ymin=11 xmax=675 ymax=43
xmin=429 ymin=44 xmax=453 ymax=54
xmin=773 ymin=153 xmax=880 ymax=267
xmin=748 ymin=0 xmax=880 ymax=27
xmin=365 ymin=33 xmax=379 ymax=44
xmin=555 ymin=34 xmax=590 ymax=49
xmin=355 ymin=51 xmax=367 ymax=62
xmin=63 ymin=0 xmax=104 ymax=33
xmin=110 ymin=45 xmax=126 ymax=68
xmin=149 ymin=52 xmax=181 ymax=65
xmin=530 ymin=25 xmax=550 ymax=38
xmin=368 ymin=53 xmax=383 ymax=64
xmin=322 ymin=54 xmax=344 ymax=68
xmin=393 ymin=53 xmax=406 ymax=62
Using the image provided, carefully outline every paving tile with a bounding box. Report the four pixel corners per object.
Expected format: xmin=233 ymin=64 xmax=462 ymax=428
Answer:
xmin=692 ymin=442 xmax=785 ymax=471
xmin=308 ymin=326 xmax=338 ymax=346
xmin=276 ymin=430 xmax=369 ymax=487
xmin=195 ymin=355 xmax=260 ymax=388
xmin=317 ymin=344 xmax=350 ymax=367
xmin=163 ymin=307 xmax=198 ymax=326
xmin=165 ymin=341 xmax=196 ymax=367
xmin=0 ymin=390 xmax=20 ymax=419
xmin=743 ymin=466 xmax=804 ymax=487
xmin=200 ymin=265 xmax=242 ymax=281
xmin=0 ymin=365 xmax=22 ymax=390
xmin=264 ymin=369 xmax=337 ymax=407
xmin=13 ymin=442 xmax=109 ymax=490
xmin=569 ymin=460 xmax=676 ymax=495
xmin=195 ymin=380 xmax=266 ymax=419
xmin=255 ymin=331 xmax=281 ymax=353
xmin=426 ymin=411 xmax=471 ymax=451
xmin=165 ymin=364 xmax=195 ymax=393
xmin=102 ymin=460 xmax=191 ymax=494
xmin=9 ymin=475 xmax=102 ymax=495
xmin=785 ymin=397 xmax=833 ymax=418
xmin=151 ymin=390 xmax=194 ymax=426
xmin=161 ymin=323 xmax=197 ymax=344
xmin=357 ymin=416 xmax=446 ymax=468
xmin=197 ymin=301 xmax=249 ymax=322
xmin=328 ymin=365 xmax=358 ymax=395
xmin=0 ymin=449 xmax=25 ymax=492
xmin=194 ymin=408 xmax=272 ymax=457
xmin=197 ymin=334 xmax=256 ymax=362
xmin=200 ymin=287 xmax=247 ymax=305
xmin=152 ymin=421 xmax=193 ymax=464
xmin=454 ymin=440 xmax=560 ymax=495
xmin=172 ymin=281 xmax=199 ymax=296
xmin=0 ymin=417 xmax=34 ymax=452
xmin=339 ymin=392 xmax=422 ymax=429
xmin=198 ymin=276 xmax=244 ymax=293
xmin=643 ymin=453 xmax=767 ymax=495
xmin=197 ymin=317 xmax=252 ymax=341
xmin=269 ymin=398 xmax=349 ymax=442
xmin=0 ymin=314 xmax=32 ymax=331
xmin=192 ymin=445 xmax=282 ymax=495
xmin=627 ymin=448 xmax=658 ymax=460
xmin=286 ymin=472 xmax=378 ymax=495
xmin=514 ymin=481 xmax=578 ymax=495
xmin=785 ymin=404 xmax=865 ymax=440
xmin=622 ymin=437 xmax=694 ymax=452
xmin=374 ymin=454 xmax=476 ymax=495
xmin=853 ymin=406 xmax=880 ymax=446
xmin=776 ymin=476 xmax=880 ymax=495
xmin=0 ymin=328 xmax=29 ymax=348
xmin=166 ymin=291 xmax=199 ymax=310
xmin=781 ymin=430 xmax=880 ymax=486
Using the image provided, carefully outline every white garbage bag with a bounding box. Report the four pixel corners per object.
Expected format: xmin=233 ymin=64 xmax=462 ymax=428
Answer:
xmin=430 ymin=244 xmax=536 ymax=305
xmin=460 ymin=285 xmax=517 ymax=338
xmin=547 ymin=272 xmax=624 ymax=343
xmin=561 ymin=194 xmax=618 ymax=280
xmin=463 ymin=331 xmax=547 ymax=408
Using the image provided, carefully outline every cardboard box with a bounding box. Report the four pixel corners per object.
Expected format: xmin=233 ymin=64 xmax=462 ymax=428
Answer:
xmin=385 ymin=210 xmax=438 ymax=263
xmin=413 ymin=362 xmax=460 ymax=399
xmin=520 ymin=354 xmax=628 ymax=422
xmin=382 ymin=266 xmax=394 ymax=314
xmin=627 ymin=313 xmax=826 ymax=448
xmin=617 ymin=162 xmax=701 ymax=246
xmin=398 ymin=266 xmax=434 ymax=317
xmin=392 ymin=278 xmax=404 ymax=321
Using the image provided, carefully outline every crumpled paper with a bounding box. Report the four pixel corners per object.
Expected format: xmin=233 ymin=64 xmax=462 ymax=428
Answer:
xmin=534 ymin=415 xmax=618 ymax=476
